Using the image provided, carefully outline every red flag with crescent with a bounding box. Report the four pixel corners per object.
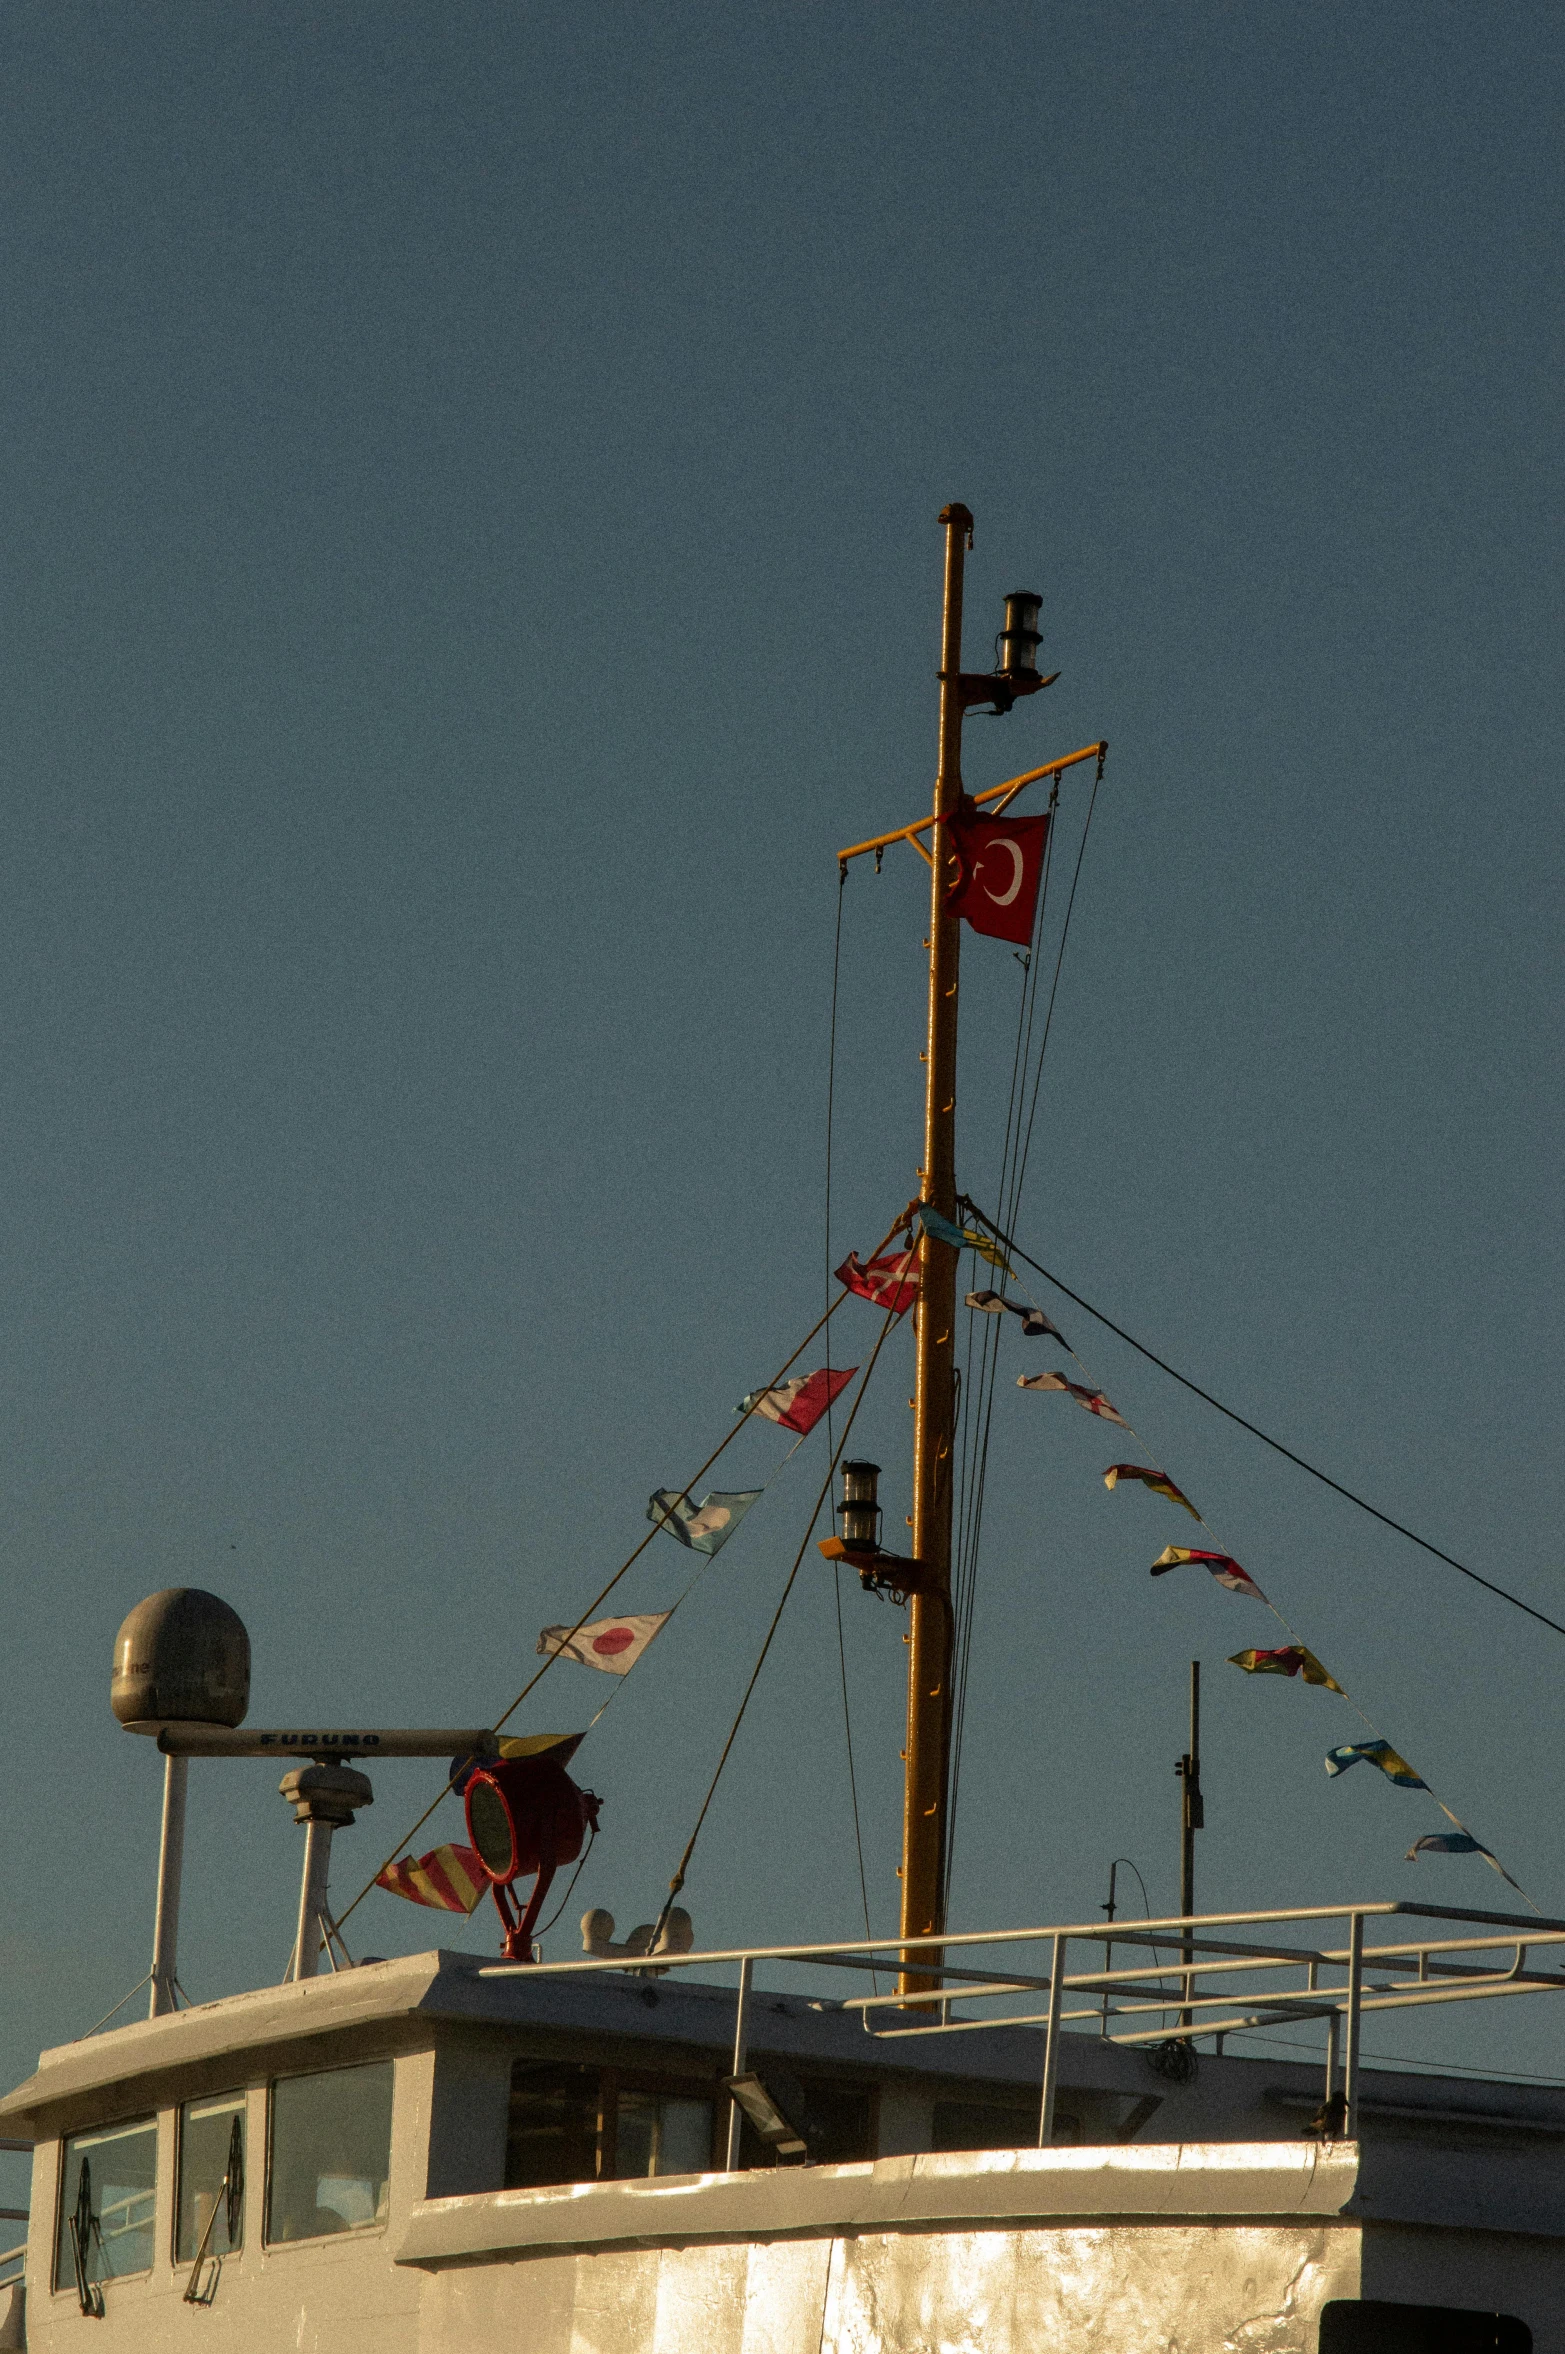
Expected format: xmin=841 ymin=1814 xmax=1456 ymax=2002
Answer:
xmin=943 ymin=805 xmax=1050 ymax=944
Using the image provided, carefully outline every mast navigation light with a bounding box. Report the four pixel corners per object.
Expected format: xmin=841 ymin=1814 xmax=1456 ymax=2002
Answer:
xmin=837 ymin=1459 xmax=883 ymax=1551
xmin=997 ymin=591 xmax=1044 ymax=685
xmin=953 ymin=584 xmax=1059 ymax=715
xmin=818 ymin=1461 xmax=931 ymax=1603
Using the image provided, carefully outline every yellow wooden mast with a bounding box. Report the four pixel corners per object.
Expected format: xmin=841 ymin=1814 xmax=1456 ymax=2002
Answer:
xmin=835 ymin=504 xmax=1102 ymax=1998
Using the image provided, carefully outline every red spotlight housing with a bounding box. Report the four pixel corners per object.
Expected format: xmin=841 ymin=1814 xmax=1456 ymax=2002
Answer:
xmin=462 ymin=1732 xmax=601 ymax=1962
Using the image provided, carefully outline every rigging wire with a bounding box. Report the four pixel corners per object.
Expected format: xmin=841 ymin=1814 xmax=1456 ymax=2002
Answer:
xmin=1011 ymin=745 xmax=1106 ymax=1226
xmin=824 ymin=858 xmax=876 ymax=1965
xmin=335 ymin=1254 xmax=902 ymax=1935
xmin=959 ymin=1199 xmax=1538 ymax=1910
xmin=947 ymin=760 xmax=1085 ymax=1905
xmin=959 ymin=1204 xmax=1565 ymax=1647
xmin=649 ymin=1298 xmax=905 ymax=1947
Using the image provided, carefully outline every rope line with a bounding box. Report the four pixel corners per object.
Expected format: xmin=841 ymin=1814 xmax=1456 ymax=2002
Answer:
xmin=959 ymin=1199 xmax=1539 ymax=1908
xmin=824 ymin=860 xmax=876 ymax=1964
xmin=335 ymin=1247 xmax=906 ymax=1934
xmin=650 ymin=1298 xmax=904 ymax=1947
xmin=1012 ymin=743 xmax=1104 ymax=1223
xmin=960 ymin=1204 xmax=1565 ymax=1644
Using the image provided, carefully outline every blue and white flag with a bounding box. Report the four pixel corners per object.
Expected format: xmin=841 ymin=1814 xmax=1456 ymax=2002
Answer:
xmin=1407 ymin=1827 xmax=1525 ymax=1894
xmin=916 ymin=1206 xmax=1011 ymax=1270
xmin=1325 ymin=1740 xmax=1425 ymax=1789
xmin=647 ymin=1488 xmax=761 ymax=1555
xmin=966 ymin=1288 xmax=1066 ymax=1343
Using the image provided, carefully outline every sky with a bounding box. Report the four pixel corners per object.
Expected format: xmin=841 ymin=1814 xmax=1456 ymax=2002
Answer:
xmin=0 ymin=2 xmax=1561 ymax=2131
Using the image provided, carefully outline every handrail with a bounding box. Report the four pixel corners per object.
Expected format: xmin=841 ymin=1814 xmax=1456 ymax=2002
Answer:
xmin=477 ymin=1896 xmax=1565 ymax=2154
xmin=478 ymin=1896 xmax=1562 ymax=1980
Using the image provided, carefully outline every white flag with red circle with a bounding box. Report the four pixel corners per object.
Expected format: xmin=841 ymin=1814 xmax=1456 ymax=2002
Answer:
xmin=536 ymin=1612 xmax=671 ymax=1674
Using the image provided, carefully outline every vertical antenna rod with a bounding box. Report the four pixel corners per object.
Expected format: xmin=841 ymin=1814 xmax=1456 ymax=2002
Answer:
xmin=900 ymin=500 xmax=970 ymax=1997
xmin=1177 ymin=1659 xmax=1203 ymax=2029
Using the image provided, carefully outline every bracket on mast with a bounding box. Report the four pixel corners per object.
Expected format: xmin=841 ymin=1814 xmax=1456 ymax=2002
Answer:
xmin=817 ymin=1536 xmax=931 ymax=1606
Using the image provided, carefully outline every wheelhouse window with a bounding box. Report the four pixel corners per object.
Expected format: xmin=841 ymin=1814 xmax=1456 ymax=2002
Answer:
xmin=54 ymin=2117 xmax=157 ymax=2291
xmin=176 ymin=2092 xmax=246 ymax=2261
xmin=504 ymin=2063 xmax=717 ymax=2186
xmin=731 ymin=2074 xmax=876 ymax=2168
xmin=931 ymin=2096 xmax=1073 ymax=2151
xmin=504 ymin=2057 xmax=871 ymax=2187
xmin=505 ymin=2063 xmax=602 ymax=2189
xmin=616 ymin=2091 xmax=714 ymax=2178
xmin=265 ymin=2061 xmax=393 ymax=2243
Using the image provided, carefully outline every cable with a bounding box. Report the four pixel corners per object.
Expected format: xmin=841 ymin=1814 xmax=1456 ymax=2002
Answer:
xmin=960 ymin=1193 xmax=1538 ymax=1905
xmin=961 ymin=1205 xmax=1565 ymax=1646
xmin=1011 ymin=744 xmax=1104 ymax=1223
xmin=835 ymin=1563 xmax=876 ymax=1970
xmin=823 ymin=861 xmax=875 ymax=1965
xmin=336 ymin=1259 xmax=899 ymax=1933
xmin=534 ymin=1823 xmax=598 ymax=1943
xmin=947 ymin=764 xmax=1074 ymax=1905
xmin=649 ymin=1298 xmax=905 ymax=1947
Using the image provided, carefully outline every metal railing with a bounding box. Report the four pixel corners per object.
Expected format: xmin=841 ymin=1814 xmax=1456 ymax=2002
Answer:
xmin=479 ymin=1897 xmax=1565 ymax=2145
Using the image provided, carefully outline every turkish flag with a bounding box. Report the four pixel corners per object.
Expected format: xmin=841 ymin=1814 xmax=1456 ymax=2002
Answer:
xmin=943 ymin=806 xmax=1050 ymax=944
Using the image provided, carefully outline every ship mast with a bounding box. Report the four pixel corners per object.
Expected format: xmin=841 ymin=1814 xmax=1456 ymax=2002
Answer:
xmin=836 ymin=506 xmax=1089 ymax=1996
xmin=900 ymin=502 xmax=971 ymax=1997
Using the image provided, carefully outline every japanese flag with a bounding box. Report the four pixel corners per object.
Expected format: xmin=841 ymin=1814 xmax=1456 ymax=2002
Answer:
xmin=536 ymin=1612 xmax=671 ymax=1674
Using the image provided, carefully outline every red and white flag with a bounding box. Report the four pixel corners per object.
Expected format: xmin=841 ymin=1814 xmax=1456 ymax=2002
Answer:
xmin=536 ymin=1612 xmax=671 ymax=1674
xmin=1152 ymin=1546 xmax=1267 ymax=1601
xmin=1017 ymin=1370 xmax=1129 ymax=1427
xmin=836 ymin=1246 xmax=920 ymax=1316
xmin=375 ymin=1842 xmax=487 ymax=1914
xmin=943 ymin=805 xmax=1050 ymax=945
xmin=738 ymin=1365 xmax=855 ymax=1435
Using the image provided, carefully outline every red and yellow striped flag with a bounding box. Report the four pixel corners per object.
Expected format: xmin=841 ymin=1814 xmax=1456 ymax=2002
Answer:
xmin=375 ymin=1842 xmax=488 ymax=1915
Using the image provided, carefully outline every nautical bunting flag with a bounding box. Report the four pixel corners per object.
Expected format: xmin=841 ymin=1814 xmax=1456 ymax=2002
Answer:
xmin=917 ymin=1207 xmax=1012 ymax=1271
xmin=1104 ymin=1463 xmax=1200 ymax=1519
xmin=967 ymin=1288 xmax=1065 ymax=1341
xmin=1324 ymin=1740 xmax=1426 ymax=1788
xmin=1151 ymin=1545 xmax=1267 ymax=1600
xmin=942 ymin=803 xmax=1050 ymax=946
xmin=1017 ymin=1371 xmax=1129 ymax=1426
xmin=1229 ymin=1645 xmax=1342 ymax=1690
xmin=647 ymin=1487 xmax=761 ymax=1554
xmin=836 ymin=1247 xmax=920 ymax=1315
xmin=1405 ymin=1831 xmax=1523 ymax=1890
xmin=537 ymin=1613 xmax=671 ymax=1674
xmin=738 ymin=1364 xmax=856 ymax=1434
xmin=376 ymin=1843 xmax=487 ymax=1915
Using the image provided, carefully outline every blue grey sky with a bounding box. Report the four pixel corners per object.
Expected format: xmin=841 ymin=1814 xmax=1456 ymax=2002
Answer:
xmin=1 ymin=3 xmax=1561 ymax=2116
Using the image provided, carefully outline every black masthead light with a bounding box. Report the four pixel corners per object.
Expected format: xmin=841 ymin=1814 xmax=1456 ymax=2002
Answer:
xmin=997 ymin=590 xmax=1044 ymax=684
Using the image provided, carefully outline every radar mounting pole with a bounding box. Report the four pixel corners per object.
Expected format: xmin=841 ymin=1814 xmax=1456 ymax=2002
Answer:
xmin=900 ymin=502 xmax=970 ymax=1999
